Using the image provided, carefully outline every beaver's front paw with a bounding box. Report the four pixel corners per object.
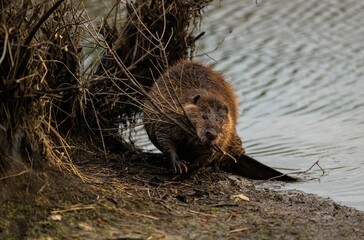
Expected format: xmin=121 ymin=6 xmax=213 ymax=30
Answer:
xmin=171 ymin=156 xmax=188 ymax=174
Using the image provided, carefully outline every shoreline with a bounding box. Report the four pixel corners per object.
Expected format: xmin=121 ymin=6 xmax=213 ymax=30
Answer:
xmin=2 ymin=154 xmax=363 ymax=239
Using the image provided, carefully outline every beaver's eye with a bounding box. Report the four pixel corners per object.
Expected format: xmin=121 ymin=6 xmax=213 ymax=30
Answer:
xmin=192 ymin=95 xmax=201 ymax=104
xmin=221 ymin=105 xmax=228 ymax=114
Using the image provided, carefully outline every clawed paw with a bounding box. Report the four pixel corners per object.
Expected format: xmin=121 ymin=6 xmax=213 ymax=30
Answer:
xmin=171 ymin=158 xmax=188 ymax=174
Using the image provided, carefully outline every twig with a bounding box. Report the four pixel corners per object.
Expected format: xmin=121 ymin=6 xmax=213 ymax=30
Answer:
xmin=0 ymin=25 xmax=9 ymax=64
xmin=130 ymin=212 xmax=159 ymax=220
xmin=294 ymin=160 xmax=325 ymax=176
xmin=16 ymin=0 xmax=65 ymax=79
xmin=187 ymin=210 xmax=217 ymax=217
xmin=0 ymin=170 xmax=29 ymax=181
xmin=315 ymin=161 xmax=325 ymax=176
xmin=24 ymin=0 xmax=65 ymax=46
xmin=267 ymin=160 xmax=325 ymax=181
xmin=51 ymin=204 xmax=96 ymax=214
xmin=228 ymin=227 xmax=249 ymax=234
xmin=208 ymin=203 xmax=238 ymax=208
xmin=194 ymin=31 xmax=205 ymax=41
xmin=212 ymin=144 xmax=237 ymax=163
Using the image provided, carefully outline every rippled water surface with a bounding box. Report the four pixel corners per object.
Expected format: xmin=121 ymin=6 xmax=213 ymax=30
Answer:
xmin=88 ymin=0 xmax=364 ymax=210
xmin=196 ymin=0 xmax=364 ymax=211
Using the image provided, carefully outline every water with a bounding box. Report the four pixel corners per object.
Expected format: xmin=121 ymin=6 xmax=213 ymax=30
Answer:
xmin=87 ymin=0 xmax=364 ymax=211
xmin=195 ymin=0 xmax=364 ymax=211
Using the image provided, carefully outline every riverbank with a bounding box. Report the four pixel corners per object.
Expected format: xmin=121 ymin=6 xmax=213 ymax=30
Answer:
xmin=2 ymin=150 xmax=363 ymax=239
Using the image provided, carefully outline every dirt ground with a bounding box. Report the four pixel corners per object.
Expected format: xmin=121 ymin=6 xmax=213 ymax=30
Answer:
xmin=1 ymin=147 xmax=364 ymax=240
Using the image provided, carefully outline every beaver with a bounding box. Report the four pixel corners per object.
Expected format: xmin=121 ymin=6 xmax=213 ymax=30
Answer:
xmin=142 ymin=60 xmax=245 ymax=173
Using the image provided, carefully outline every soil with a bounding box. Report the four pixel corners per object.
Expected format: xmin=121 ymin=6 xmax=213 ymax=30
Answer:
xmin=1 ymin=146 xmax=364 ymax=240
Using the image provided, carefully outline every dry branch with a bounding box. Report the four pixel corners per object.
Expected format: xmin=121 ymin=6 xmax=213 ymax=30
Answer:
xmin=83 ymin=0 xmax=212 ymax=152
xmin=0 ymin=0 xmax=83 ymax=178
xmin=0 ymin=0 xmax=213 ymax=180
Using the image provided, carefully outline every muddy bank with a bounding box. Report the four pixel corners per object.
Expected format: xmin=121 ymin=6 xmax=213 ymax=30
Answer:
xmin=1 ymin=152 xmax=363 ymax=239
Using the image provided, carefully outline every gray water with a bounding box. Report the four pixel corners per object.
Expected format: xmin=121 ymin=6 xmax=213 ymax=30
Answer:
xmin=87 ymin=0 xmax=364 ymax=211
xmin=195 ymin=0 xmax=364 ymax=211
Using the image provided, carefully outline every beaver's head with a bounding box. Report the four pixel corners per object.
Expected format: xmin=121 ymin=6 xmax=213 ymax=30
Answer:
xmin=184 ymin=94 xmax=231 ymax=146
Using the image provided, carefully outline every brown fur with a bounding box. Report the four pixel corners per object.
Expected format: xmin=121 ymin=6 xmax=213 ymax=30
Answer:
xmin=143 ymin=60 xmax=245 ymax=173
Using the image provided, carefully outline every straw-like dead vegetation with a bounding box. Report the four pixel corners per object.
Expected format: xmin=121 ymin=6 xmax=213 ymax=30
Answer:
xmin=0 ymin=0 xmax=81 ymax=176
xmin=84 ymin=0 xmax=211 ymax=152
xmin=0 ymin=0 xmax=212 ymax=198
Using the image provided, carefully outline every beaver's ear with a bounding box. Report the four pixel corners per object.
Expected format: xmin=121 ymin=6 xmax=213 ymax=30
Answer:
xmin=192 ymin=95 xmax=201 ymax=104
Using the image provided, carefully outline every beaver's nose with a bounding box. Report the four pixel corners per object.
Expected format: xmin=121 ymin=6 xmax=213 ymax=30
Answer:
xmin=206 ymin=131 xmax=217 ymax=141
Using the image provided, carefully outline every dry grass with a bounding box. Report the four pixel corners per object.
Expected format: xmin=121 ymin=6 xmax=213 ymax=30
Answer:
xmin=83 ymin=0 xmax=212 ymax=152
xmin=0 ymin=0 xmax=212 ymax=190
xmin=0 ymin=0 xmax=82 ymax=176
